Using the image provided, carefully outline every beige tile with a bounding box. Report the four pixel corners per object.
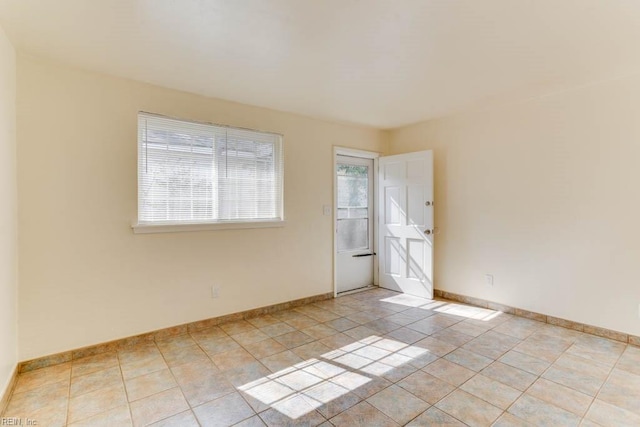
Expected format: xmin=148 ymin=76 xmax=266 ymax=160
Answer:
xmin=492 ymin=412 xmax=533 ymax=427
xmin=414 ymin=337 xmax=457 ymax=357
xmin=219 ymin=320 xmax=257 ymax=336
xmin=422 ymin=359 xmax=475 ymax=387
xmin=118 ymin=344 xmax=161 ymax=365
xmin=320 ymin=333 xmax=358 ymax=349
xmin=19 ymin=352 xmax=72 ymax=374
xmin=299 ymin=307 xmax=341 ymax=323
xmin=72 ymin=352 xmax=119 ymax=378
xmin=343 ymin=325 xmax=379 ymax=341
xmin=616 ymin=345 xmax=640 ymax=376
xmin=461 ymin=331 xmax=520 ymax=360
xmin=260 ymin=322 xmax=297 ymax=337
xmin=247 ymin=315 xmax=280 ymax=328
xmin=329 ymin=401 xmax=399 ymax=427
xmin=460 ymin=374 xmax=521 ymax=409
xmin=244 ymin=338 xmax=288 ymax=359
xmin=120 ymin=354 xmax=168 ymax=380
xmin=285 ymin=315 xmax=319 ymax=330
xmin=364 ymin=319 xmax=402 ymax=335
xmin=407 ymin=407 xmax=465 ymax=426
xmin=210 ymin=347 xmax=258 ymax=372
xmin=493 ymin=317 xmax=544 ymax=340
xmin=526 ymin=378 xmax=593 ymax=416
xmin=71 ymin=366 xmax=124 ymax=397
xmin=481 ymin=362 xmax=537 ymax=391
xmin=13 ymin=362 xmax=71 ymax=394
xmin=303 ymin=382 xmax=361 ymax=419
xmin=67 ymin=404 xmax=132 ymax=427
xmin=261 ymin=395 xmax=326 ymax=425
xmin=223 ymin=361 xmax=271 ymax=387
xmin=189 ymin=326 xmax=226 ymax=343
xmin=274 ymin=331 xmax=315 ymax=349
xmin=498 ymin=350 xmax=550 ymax=376
xmin=443 ymin=348 xmax=493 ymax=372
xmin=325 ymin=317 xmax=360 ymax=332
xmin=193 ymin=392 xmax=255 ymax=426
xmin=585 ymin=399 xmax=640 ymax=427
xmin=448 ymin=320 xmax=491 ymax=338
xmin=514 ymin=333 xmax=573 ymax=362
xmin=597 ymin=368 xmax=640 ymax=414
xmin=155 ymin=334 xmax=197 ymax=352
xmin=508 ymin=394 xmax=581 ymax=426
xmin=125 ymin=368 xmax=177 ymax=402
xmin=541 ymin=365 xmax=605 ymax=397
xmin=553 ymin=353 xmax=611 ymax=380
xmin=235 ymin=415 xmax=267 ymax=426
xmin=159 ymin=343 xmax=210 ymax=367
xmin=435 ymin=389 xmax=503 ymax=427
xmin=7 ymin=379 xmax=69 ymax=413
xmin=302 ymin=323 xmax=338 ymax=340
xmin=384 ymin=327 xmax=427 ymax=344
xmin=346 ymin=311 xmax=381 ymax=325
xmin=130 ymin=387 xmax=189 ymax=427
xmin=198 ymin=335 xmax=241 ymax=356
xmin=291 ymin=341 xmax=332 ymax=360
xmin=398 ymin=370 xmax=455 ymax=404
xmin=169 ymin=359 xmax=218 ymax=385
xmin=172 ymin=365 xmax=234 ymax=407
xmin=233 ymin=329 xmax=270 ymax=346
xmin=367 ymin=385 xmax=429 ymax=425
xmin=68 ymin=383 xmax=128 ymax=424
xmin=149 ymin=410 xmax=199 ymax=427
xmin=431 ymin=328 xmax=475 ymax=347
xmin=4 ymin=399 xmax=68 ymax=427
xmin=567 ymin=335 xmax=627 ymax=367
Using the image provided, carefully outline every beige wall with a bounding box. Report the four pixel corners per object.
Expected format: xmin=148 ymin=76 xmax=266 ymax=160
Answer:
xmin=0 ymin=25 xmax=18 ymax=395
xmin=390 ymin=75 xmax=640 ymax=336
xmin=17 ymin=55 xmax=387 ymax=360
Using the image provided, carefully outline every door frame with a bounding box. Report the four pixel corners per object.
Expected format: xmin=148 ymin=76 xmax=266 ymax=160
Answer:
xmin=333 ymin=147 xmax=380 ymax=297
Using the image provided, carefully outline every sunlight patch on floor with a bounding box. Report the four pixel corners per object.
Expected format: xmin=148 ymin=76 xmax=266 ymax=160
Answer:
xmin=238 ymin=335 xmax=433 ymax=419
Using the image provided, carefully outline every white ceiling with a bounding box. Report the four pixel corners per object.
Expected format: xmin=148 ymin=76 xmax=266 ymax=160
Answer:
xmin=1 ymin=0 xmax=640 ymax=129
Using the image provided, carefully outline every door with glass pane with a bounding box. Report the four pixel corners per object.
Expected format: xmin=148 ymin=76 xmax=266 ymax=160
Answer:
xmin=336 ymin=155 xmax=374 ymax=293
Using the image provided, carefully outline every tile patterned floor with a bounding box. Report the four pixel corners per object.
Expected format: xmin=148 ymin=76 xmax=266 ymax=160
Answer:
xmin=3 ymin=288 xmax=640 ymax=426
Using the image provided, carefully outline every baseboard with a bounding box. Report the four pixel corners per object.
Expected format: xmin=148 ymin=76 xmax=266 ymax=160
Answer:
xmin=434 ymin=289 xmax=640 ymax=346
xmin=0 ymin=365 xmax=18 ymax=416
xmin=18 ymin=291 xmax=334 ymax=374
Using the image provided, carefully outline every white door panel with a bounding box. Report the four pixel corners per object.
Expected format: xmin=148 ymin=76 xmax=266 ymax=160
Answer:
xmin=378 ymin=151 xmax=433 ymax=299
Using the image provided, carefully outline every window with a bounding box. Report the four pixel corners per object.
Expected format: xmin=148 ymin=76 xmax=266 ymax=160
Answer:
xmin=135 ymin=112 xmax=283 ymax=231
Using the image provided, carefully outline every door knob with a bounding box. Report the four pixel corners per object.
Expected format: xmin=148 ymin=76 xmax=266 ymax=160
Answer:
xmin=424 ymin=229 xmax=432 ymax=235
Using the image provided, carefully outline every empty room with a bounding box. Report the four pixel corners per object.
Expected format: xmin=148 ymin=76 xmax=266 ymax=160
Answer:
xmin=1 ymin=1 xmax=640 ymax=426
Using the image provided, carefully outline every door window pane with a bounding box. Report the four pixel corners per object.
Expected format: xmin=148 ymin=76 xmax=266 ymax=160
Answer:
xmin=337 ymin=163 xmax=369 ymax=252
xmin=337 ymin=219 xmax=368 ymax=252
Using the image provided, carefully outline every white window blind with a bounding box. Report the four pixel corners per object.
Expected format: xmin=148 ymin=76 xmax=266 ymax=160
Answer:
xmin=137 ymin=112 xmax=283 ymax=226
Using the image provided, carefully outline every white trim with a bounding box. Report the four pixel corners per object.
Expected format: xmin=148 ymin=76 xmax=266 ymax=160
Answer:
xmin=132 ymin=220 xmax=286 ymax=234
xmin=332 ymin=146 xmax=381 ymax=297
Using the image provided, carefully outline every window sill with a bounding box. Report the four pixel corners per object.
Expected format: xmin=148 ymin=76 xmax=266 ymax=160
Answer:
xmin=132 ymin=219 xmax=286 ymax=234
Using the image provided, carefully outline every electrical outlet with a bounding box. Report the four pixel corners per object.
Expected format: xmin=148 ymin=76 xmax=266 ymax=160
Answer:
xmin=484 ymin=274 xmax=494 ymax=286
xmin=323 ymin=205 xmax=332 ymax=216
xmin=211 ymin=285 xmax=219 ymax=298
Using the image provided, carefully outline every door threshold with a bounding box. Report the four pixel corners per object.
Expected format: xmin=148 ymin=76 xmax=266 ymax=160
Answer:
xmin=337 ymin=285 xmax=377 ymax=297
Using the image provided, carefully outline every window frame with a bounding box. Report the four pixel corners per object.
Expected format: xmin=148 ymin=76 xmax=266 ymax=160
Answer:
xmin=132 ymin=112 xmax=285 ymax=234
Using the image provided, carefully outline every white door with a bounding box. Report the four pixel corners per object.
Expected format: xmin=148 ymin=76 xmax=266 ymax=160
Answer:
xmin=378 ymin=151 xmax=434 ymax=298
xmin=336 ymin=155 xmax=374 ymax=293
